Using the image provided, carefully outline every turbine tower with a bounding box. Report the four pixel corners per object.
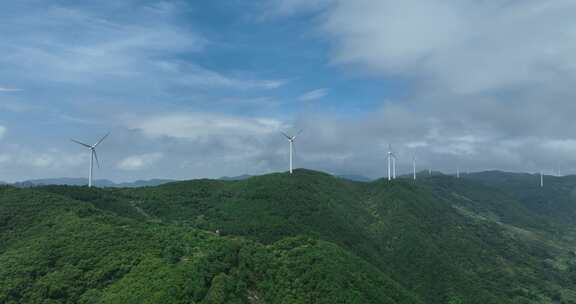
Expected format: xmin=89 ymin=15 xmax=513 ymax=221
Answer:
xmin=393 ymin=156 xmax=397 ymax=179
xmin=412 ymin=156 xmax=416 ymax=181
xmin=281 ymin=130 xmax=302 ymax=174
xmin=540 ymin=171 xmax=544 ymax=188
xmin=456 ymin=167 xmax=460 ymax=179
xmin=71 ymin=132 xmax=109 ymax=187
xmin=387 ymin=144 xmax=397 ymax=181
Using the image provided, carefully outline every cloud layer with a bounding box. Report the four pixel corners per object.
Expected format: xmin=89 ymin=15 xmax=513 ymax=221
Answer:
xmin=117 ymin=152 xmax=164 ymax=171
xmin=298 ymin=88 xmax=329 ymax=101
xmin=2 ymin=1 xmax=576 ymax=182
xmin=258 ymin=0 xmax=576 ymax=176
xmin=320 ymin=0 xmax=576 ymax=93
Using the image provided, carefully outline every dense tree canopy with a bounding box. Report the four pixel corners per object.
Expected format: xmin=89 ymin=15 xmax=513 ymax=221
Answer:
xmin=2 ymin=169 xmax=576 ymax=303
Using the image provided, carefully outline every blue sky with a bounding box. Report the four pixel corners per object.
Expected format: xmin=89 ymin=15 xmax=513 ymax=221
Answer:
xmin=1 ymin=0 xmax=576 ymax=182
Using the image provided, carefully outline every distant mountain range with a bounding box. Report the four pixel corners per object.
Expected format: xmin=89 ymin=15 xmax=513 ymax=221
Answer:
xmin=6 ymin=176 xmax=254 ymax=187
xmin=217 ymin=174 xmax=253 ymax=181
xmin=0 ymin=173 xmax=449 ymax=187
xmin=7 ymin=178 xmax=176 ymax=188
xmin=3 ymin=170 xmax=553 ymax=188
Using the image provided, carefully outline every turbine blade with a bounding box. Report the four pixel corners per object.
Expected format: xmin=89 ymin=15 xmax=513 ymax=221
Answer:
xmin=94 ymin=132 xmax=110 ymax=147
xmin=281 ymin=131 xmax=291 ymax=139
xmin=292 ymin=129 xmax=303 ymax=139
xmin=93 ymin=149 xmax=101 ymax=169
xmin=296 ymin=129 xmax=303 ymax=136
xmin=71 ymin=139 xmax=92 ymax=148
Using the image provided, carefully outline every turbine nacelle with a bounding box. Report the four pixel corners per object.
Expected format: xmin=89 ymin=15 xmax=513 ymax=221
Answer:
xmin=281 ymin=130 xmax=302 ymax=142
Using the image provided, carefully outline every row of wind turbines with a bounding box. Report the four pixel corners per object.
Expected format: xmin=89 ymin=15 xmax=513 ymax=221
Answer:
xmin=72 ymin=130 xmax=305 ymax=187
xmin=72 ymin=131 xmax=548 ymax=188
xmin=387 ymin=144 xmax=428 ymax=182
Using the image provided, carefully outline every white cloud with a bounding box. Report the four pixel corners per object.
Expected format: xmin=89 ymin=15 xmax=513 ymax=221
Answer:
xmin=0 ymin=87 xmax=21 ymax=92
xmin=30 ymin=154 xmax=55 ymax=168
xmin=4 ymin=1 xmax=576 ymax=181
xmin=0 ymin=3 xmax=282 ymax=93
xmin=540 ymin=139 xmax=576 ymax=160
xmin=22 ymin=150 xmax=86 ymax=169
xmin=2 ymin=11 xmax=203 ymax=84
xmin=545 ymin=139 xmax=576 ymax=152
xmin=298 ymin=88 xmax=329 ymax=101
xmin=0 ymin=144 xmax=89 ymax=181
xmin=0 ymin=100 xmax=36 ymax=112
xmin=310 ymin=0 xmax=576 ymax=93
xmin=255 ymin=0 xmax=576 ymax=176
xmin=405 ymin=141 xmax=428 ymax=149
xmin=264 ymin=0 xmax=332 ymax=16
xmin=0 ymin=154 xmax=10 ymax=164
xmin=171 ymin=63 xmax=287 ymax=89
xmin=0 ymin=147 xmax=85 ymax=169
xmin=128 ymin=112 xmax=284 ymax=141
xmin=117 ymin=152 xmax=164 ymax=171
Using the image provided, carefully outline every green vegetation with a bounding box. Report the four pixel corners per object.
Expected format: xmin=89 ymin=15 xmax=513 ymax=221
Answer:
xmin=2 ymin=169 xmax=576 ymax=303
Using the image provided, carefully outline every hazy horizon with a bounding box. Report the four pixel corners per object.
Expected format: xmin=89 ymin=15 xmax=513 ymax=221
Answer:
xmin=0 ymin=168 xmax=564 ymax=185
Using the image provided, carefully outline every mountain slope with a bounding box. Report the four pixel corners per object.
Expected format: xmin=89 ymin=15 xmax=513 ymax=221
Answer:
xmin=102 ymin=169 xmax=576 ymax=303
xmin=3 ymin=169 xmax=576 ymax=303
xmin=465 ymin=171 xmax=576 ymax=225
xmin=0 ymin=185 xmax=419 ymax=304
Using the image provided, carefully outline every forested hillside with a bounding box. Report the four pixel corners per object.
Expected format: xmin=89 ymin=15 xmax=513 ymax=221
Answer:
xmin=2 ymin=170 xmax=576 ymax=303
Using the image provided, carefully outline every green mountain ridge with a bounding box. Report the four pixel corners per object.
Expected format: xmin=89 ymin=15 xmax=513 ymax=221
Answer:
xmin=0 ymin=185 xmax=419 ymax=304
xmin=2 ymin=169 xmax=576 ymax=303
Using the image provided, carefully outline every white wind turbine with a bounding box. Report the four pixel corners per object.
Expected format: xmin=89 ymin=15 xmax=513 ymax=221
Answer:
xmin=387 ymin=144 xmax=398 ymax=181
xmin=393 ymin=155 xmax=397 ymax=179
xmin=412 ymin=156 xmax=416 ymax=181
xmin=540 ymin=171 xmax=544 ymax=188
xmin=281 ymin=130 xmax=302 ymax=174
xmin=71 ymin=133 xmax=110 ymax=187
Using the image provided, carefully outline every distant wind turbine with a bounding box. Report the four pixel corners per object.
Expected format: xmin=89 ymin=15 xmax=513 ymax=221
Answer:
xmin=387 ymin=144 xmax=397 ymax=181
xmin=71 ymin=132 xmax=110 ymax=187
xmin=540 ymin=171 xmax=544 ymax=188
xmin=456 ymin=167 xmax=460 ymax=179
xmin=412 ymin=156 xmax=416 ymax=181
xmin=393 ymin=156 xmax=397 ymax=179
xmin=281 ymin=130 xmax=302 ymax=174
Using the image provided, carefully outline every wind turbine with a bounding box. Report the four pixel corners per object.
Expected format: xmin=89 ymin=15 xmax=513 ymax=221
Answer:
xmin=393 ymin=156 xmax=397 ymax=179
xmin=281 ymin=130 xmax=302 ymax=174
xmin=456 ymin=167 xmax=460 ymax=179
xmin=540 ymin=171 xmax=544 ymax=188
xmin=387 ymin=144 xmax=397 ymax=181
xmin=412 ymin=156 xmax=416 ymax=181
xmin=71 ymin=132 xmax=109 ymax=187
